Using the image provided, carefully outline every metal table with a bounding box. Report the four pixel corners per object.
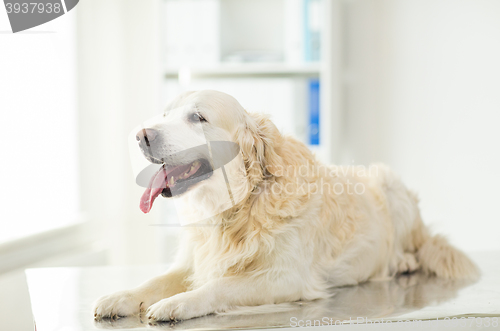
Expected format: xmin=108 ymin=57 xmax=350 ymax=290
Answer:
xmin=26 ymin=251 xmax=500 ymax=330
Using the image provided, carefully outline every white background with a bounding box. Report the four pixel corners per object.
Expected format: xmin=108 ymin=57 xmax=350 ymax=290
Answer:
xmin=0 ymin=3 xmax=79 ymax=242
xmin=341 ymin=0 xmax=500 ymax=251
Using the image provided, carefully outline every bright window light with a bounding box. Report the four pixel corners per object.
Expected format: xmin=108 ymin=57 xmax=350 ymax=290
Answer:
xmin=0 ymin=8 xmax=79 ymax=242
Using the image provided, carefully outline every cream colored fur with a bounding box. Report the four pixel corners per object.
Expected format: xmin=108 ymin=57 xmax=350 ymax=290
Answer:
xmin=93 ymin=90 xmax=479 ymax=322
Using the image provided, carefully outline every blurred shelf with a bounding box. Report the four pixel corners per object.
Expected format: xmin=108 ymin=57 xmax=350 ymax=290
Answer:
xmin=165 ymin=63 xmax=321 ymax=79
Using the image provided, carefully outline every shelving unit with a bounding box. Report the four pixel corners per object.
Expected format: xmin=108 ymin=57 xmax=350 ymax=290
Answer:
xmin=161 ymin=0 xmax=342 ymax=164
xmin=165 ymin=63 xmax=321 ymax=78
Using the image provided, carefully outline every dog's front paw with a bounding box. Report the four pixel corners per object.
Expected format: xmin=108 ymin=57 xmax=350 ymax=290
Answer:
xmin=93 ymin=290 xmax=145 ymax=320
xmin=146 ymin=293 xmax=208 ymax=322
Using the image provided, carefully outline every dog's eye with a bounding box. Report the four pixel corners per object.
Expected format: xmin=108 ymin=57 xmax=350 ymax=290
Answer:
xmin=189 ymin=112 xmax=207 ymax=123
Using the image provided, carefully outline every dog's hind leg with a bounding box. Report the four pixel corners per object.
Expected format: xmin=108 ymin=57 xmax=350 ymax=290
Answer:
xmin=397 ymin=253 xmax=419 ymax=274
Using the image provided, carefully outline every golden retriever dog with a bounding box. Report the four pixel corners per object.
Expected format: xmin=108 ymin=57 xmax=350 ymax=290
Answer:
xmin=93 ymin=90 xmax=478 ymax=322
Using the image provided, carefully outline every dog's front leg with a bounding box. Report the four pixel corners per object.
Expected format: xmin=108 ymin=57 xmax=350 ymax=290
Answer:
xmin=93 ymin=268 xmax=190 ymax=319
xmin=146 ymin=276 xmax=285 ymax=322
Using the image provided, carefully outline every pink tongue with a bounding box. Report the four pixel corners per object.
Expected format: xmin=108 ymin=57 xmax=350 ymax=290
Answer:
xmin=140 ymin=166 xmax=168 ymax=214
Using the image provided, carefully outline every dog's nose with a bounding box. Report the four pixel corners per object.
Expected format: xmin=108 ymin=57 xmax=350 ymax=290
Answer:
xmin=136 ymin=128 xmax=158 ymax=145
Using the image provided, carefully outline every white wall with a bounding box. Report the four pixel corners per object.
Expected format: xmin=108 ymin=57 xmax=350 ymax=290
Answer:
xmin=342 ymin=0 xmax=500 ymax=251
xmin=0 ymin=0 xmax=79 ymax=243
xmin=77 ymin=0 xmax=171 ymax=265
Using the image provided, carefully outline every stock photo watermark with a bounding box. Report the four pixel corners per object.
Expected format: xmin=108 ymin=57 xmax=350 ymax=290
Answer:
xmin=290 ymin=316 xmax=499 ymax=328
xmin=257 ymin=162 xmax=380 ymax=197
xmin=3 ymin=0 xmax=79 ymax=33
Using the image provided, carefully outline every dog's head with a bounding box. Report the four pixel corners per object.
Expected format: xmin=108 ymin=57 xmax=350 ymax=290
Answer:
xmin=135 ymin=90 xmax=285 ymax=218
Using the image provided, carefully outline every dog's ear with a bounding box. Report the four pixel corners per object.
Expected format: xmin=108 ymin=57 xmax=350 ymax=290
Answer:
xmin=235 ymin=113 xmax=285 ymax=185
